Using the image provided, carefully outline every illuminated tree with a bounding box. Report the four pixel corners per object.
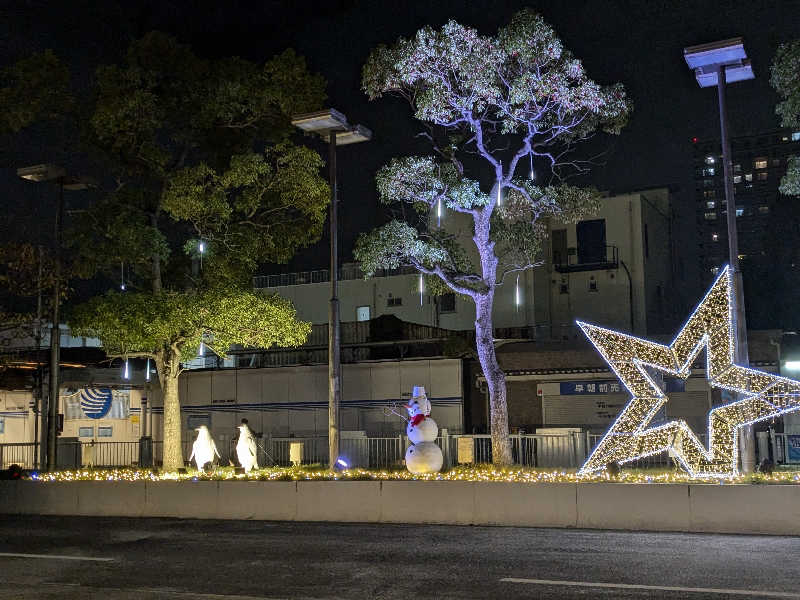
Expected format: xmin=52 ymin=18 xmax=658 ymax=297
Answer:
xmin=357 ymin=10 xmax=630 ymax=464
xmin=771 ymin=40 xmax=800 ymax=196
xmin=6 ymin=33 xmax=329 ymax=470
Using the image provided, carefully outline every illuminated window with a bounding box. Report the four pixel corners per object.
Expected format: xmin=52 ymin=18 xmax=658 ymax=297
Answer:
xmin=736 ymin=208 xmax=744 ymax=217
xmin=703 ymin=167 xmax=715 ymax=176
xmin=733 ymin=163 xmax=742 ymax=173
xmin=754 ymin=158 xmax=767 ymax=169
xmin=387 ymin=296 xmax=402 ymax=307
xmin=712 ymin=233 xmax=719 ymax=241
xmin=98 ymin=426 xmax=113 ymax=437
xmin=705 ymin=156 xmax=715 ymax=164
xmin=706 ymin=201 xmax=715 ymax=209
xmin=704 ymin=190 xmax=715 ymax=198
xmin=793 ymin=132 xmax=800 ymax=141
xmin=356 ymin=306 xmax=371 ymax=321
xmin=745 ymin=173 xmax=753 ymax=182
xmin=757 ymin=172 xmax=768 ymax=181
xmin=704 ymin=211 xmax=717 ymax=221
xmin=78 ymin=427 xmax=94 ymax=438
xmin=439 ymin=293 xmax=456 ymax=313
xmin=758 ymin=206 xmax=770 ymax=214
xmin=703 ymin=179 xmax=714 ymax=188
xmin=733 ymin=175 xmax=742 ymax=184
xmin=710 ymin=266 xmax=719 ymax=275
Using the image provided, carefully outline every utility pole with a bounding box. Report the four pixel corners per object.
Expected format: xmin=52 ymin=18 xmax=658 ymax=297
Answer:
xmin=291 ymin=110 xmax=371 ymax=468
xmin=684 ymin=38 xmax=757 ymax=472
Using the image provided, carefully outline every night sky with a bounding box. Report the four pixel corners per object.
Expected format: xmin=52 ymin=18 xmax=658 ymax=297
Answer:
xmin=3 ymin=0 xmax=800 ymax=283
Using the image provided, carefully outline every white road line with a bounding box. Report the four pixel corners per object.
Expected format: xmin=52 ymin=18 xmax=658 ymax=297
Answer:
xmin=500 ymin=578 xmax=800 ymax=598
xmin=0 ymin=552 xmax=114 ymax=562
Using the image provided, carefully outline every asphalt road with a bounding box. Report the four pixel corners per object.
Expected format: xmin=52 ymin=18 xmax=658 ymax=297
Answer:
xmin=0 ymin=516 xmax=798 ymax=599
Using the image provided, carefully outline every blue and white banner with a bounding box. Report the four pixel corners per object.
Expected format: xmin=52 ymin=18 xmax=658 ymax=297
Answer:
xmin=64 ymin=388 xmax=130 ymax=420
xmin=787 ymin=435 xmax=800 ymax=463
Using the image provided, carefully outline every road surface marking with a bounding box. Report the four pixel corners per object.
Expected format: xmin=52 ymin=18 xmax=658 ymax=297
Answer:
xmin=0 ymin=552 xmax=114 ymax=562
xmin=500 ymin=578 xmax=800 ymax=598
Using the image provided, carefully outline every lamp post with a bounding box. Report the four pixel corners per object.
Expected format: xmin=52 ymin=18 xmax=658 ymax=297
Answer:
xmin=17 ymin=164 xmax=93 ymax=471
xmin=291 ymin=109 xmax=372 ymax=468
xmin=684 ymin=38 xmax=757 ymax=473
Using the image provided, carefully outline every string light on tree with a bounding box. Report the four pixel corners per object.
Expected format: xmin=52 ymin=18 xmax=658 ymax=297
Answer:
xmin=419 ymin=273 xmax=425 ymax=306
xmin=123 ymin=358 xmax=130 ymax=380
xmin=515 ymin=274 xmax=521 ymax=312
xmin=145 ymin=358 xmax=151 ymax=382
xmin=578 ymin=265 xmax=800 ymax=478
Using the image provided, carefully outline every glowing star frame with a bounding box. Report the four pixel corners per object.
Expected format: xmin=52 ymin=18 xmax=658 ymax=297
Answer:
xmin=578 ymin=265 xmax=800 ymax=477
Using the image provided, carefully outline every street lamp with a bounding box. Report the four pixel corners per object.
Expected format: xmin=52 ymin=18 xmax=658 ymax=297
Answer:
xmin=17 ymin=164 xmax=94 ymax=471
xmin=291 ymin=109 xmax=372 ymax=468
xmin=684 ymin=38 xmax=756 ymax=473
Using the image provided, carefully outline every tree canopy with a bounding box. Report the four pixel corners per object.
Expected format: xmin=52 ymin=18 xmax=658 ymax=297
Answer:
xmin=771 ymin=40 xmax=800 ymax=196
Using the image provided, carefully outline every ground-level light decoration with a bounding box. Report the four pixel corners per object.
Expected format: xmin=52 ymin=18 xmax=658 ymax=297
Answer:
xmin=386 ymin=386 xmax=443 ymax=474
xmin=190 ymin=425 xmax=220 ymax=471
xmin=236 ymin=423 xmax=259 ymax=473
xmin=579 ymin=265 xmax=800 ymax=477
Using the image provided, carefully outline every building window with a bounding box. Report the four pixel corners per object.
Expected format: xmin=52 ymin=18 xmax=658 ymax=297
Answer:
xmin=98 ymin=426 xmax=113 ymax=438
xmin=560 ymin=279 xmax=569 ymax=294
xmin=734 ymin=163 xmax=742 ymax=173
xmin=703 ymin=179 xmax=714 ymax=188
xmin=704 ymin=211 xmax=717 ymax=221
xmin=705 ymin=155 xmax=715 ymax=165
xmin=588 ymin=278 xmax=598 ymax=292
xmin=703 ymin=167 xmax=715 ymax=176
xmin=439 ymin=293 xmax=456 ymax=313
xmin=757 ymin=172 xmax=768 ymax=181
xmin=703 ymin=190 xmax=715 ymax=198
xmin=0 ymin=416 xmax=4 ymax=434
xmin=576 ymin=219 xmax=607 ymax=264
xmin=387 ymin=297 xmax=402 ymax=307
xmin=710 ymin=266 xmax=720 ymax=275
xmin=733 ymin=175 xmax=742 ymax=184
xmin=735 ymin=208 xmax=744 ymax=217
xmin=758 ymin=205 xmax=770 ymax=214
xmin=754 ymin=158 xmax=768 ymax=169
xmin=78 ymin=427 xmax=94 ymax=438
xmin=793 ymin=132 xmax=800 ymax=141
xmin=745 ymin=173 xmax=753 ymax=182
xmin=356 ymin=306 xmax=371 ymax=321
xmin=772 ymin=158 xmax=781 ymax=167
xmin=712 ymin=232 xmax=719 ymax=241
xmin=706 ymin=201 xmax=716 ymax=209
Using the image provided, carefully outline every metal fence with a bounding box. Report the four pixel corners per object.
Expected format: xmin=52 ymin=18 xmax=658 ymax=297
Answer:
xmin=0 ymin=430 xmax=785 ymax=471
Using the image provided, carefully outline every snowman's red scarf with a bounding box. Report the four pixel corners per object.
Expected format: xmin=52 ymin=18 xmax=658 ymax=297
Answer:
xmin=409 ymin=414 xmax=426 ymax=426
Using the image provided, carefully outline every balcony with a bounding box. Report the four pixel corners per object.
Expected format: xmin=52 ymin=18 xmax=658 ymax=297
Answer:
xmin=554 ymin=245 xmax=619 ymax=273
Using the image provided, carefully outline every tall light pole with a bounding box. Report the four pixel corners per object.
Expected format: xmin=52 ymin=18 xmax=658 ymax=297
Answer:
xmin=17 ymin=164 xmax=93 ymax=471
xmin=291 ymin=109 xmax=372 ymax=468
xmin=684 ymin=38 xmax=757 ymax=473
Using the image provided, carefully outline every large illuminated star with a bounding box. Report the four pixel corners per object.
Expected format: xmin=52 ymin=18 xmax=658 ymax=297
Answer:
xmin=578 ymin=265 xmax=800 ymax=477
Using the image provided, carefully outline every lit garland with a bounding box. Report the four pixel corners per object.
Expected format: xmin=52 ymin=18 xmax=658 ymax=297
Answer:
xmin=578 ymin=265 xmax=800 ymax=478
xmin=25 ymin=465 xmax=800 ymax=485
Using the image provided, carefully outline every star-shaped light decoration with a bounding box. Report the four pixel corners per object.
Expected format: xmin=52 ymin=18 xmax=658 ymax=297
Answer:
xmin=578 ymin=265 xmax=800 ymax=477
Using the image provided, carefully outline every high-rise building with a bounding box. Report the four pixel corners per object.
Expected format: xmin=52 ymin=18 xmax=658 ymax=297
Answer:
xmin=694 ymin=128 xmax=800 ymax=328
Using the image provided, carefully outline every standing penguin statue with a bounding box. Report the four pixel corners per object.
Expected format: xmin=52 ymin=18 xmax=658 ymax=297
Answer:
xmin=404 ymin=386 xmax=443 ymax=474
xmin=189 ymin=425 xmax=220 ymax=471
xmin=236 ymin=423 xmax=259 ymax=473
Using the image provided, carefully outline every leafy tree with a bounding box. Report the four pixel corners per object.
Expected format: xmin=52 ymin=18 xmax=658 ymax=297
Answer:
xmin=771 ymin=40 xmax=800 ymax=196
xmin=357 ymin=10 xmax=630 ymax=464
xmin=7 ymin=33 xmax=329 ymax=470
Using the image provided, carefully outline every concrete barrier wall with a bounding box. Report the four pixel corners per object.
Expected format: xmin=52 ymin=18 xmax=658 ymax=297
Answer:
xmin=2 ymin=480 xmax=799 ymax=535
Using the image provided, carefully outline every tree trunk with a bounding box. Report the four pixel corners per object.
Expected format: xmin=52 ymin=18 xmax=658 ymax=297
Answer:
xmin=156 ymin=350 xmax=183 ymax=471
xmin=474 ymin=293 xmax=512 ymax=465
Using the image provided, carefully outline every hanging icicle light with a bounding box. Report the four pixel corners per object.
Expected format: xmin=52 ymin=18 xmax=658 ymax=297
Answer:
xmin=123 ymin=358 xmax=130 ymax=380
xmin=529 ymin=153 xmax=535 ymax=181
xmin=145 ymin=358 xmax=151 ymax=382
xmin=436 ymin=197 xmax=442 ymax=228
xmin=418 ymin=273 xmax=424 ymax=306
xmin=515 ymin=274 xmax=521 ymax=311
xmin=120 ymin=260 xmax=126 ymax=291
xmin=496 ymin=160 xmax=503 ymax=206
xmin=199 ymin=340 xmax=205 ymax=357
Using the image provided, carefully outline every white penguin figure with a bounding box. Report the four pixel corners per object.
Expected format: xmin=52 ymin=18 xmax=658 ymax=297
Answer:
xmin=403 ymin=386 xmax=443 ymax=474
xmin=236 ymin=423 xmax=259 ymax=473
xmin=189 ymin=425 xmax=220 ymax=471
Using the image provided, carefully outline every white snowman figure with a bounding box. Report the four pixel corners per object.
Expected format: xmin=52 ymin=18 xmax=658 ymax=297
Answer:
xmin=189 ymin=425 xmax=220 ymax=471
xmin=236 ymin=423 xmax=259 ymax=473
xmin=404 ymin=386 xmax=443 ymax=474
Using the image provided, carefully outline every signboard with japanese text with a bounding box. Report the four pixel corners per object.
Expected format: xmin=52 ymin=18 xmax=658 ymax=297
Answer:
xmin=787 ymin=435 xmax=800 ymax=463
xmin=559 ymin=380 xmax=621 ymax=395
